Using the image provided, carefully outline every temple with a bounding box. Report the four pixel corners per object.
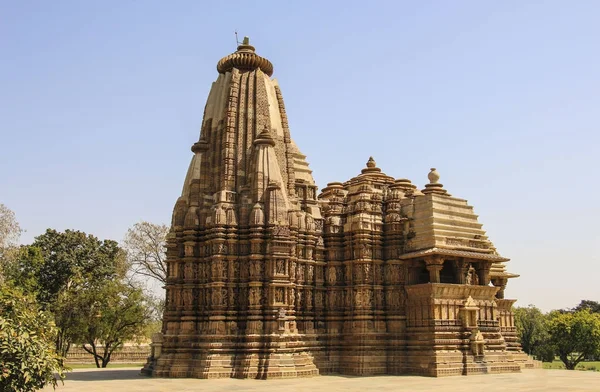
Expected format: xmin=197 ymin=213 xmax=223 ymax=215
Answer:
xmin=143 ymin=38 xmax=538 ymax=378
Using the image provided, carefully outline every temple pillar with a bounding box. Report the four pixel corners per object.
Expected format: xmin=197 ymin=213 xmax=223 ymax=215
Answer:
xmin=425 ymin=256 xmax=444 ymax=283
xmin=454 ymin=258 xmax=469 ymax=284
xmin=491 ymin=277 xmax=508 ymax=299
xmin=476 ymin=261 xmax=492 ymax=286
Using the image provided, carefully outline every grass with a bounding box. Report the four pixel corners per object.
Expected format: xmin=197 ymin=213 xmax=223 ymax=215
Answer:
xmin=68 ymin=363 xmax=144 ymax=369
xmin=542 ymin=360 xmax=600 ymax=371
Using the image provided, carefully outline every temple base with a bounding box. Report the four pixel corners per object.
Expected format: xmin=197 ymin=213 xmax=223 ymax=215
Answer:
xmin=142 ymin=333 xmax=319 ymax=379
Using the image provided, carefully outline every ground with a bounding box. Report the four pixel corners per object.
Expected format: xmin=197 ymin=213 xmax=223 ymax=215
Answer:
xmin=44 ymin=368 xmax=600 ymax=392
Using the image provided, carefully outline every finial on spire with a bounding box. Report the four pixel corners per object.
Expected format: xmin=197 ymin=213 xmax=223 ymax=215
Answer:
xmin=367 ymin=156 xmax=376 ymax=168
xmin=217 ymin=36 xmax=273 ymax=76
xmin=361 ymin=156 xmax=382 ymax=174
xmin=422 ymin=167 xmax=448 ymax=195
xmin=428 ymin=168 xmax=440 ymax=184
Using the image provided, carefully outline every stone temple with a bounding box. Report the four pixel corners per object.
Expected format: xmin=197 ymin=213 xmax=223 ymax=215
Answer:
xmin=143 ymin=38 xmax=537 ymax=378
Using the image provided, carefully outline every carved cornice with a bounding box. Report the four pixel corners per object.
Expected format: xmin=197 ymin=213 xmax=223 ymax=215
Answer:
xmin=398 ymin=247 xmax=510 ymax=262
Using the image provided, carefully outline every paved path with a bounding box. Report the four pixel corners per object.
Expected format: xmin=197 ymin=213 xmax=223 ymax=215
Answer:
xmin=44 ymin=368 xmax=600 ymax=392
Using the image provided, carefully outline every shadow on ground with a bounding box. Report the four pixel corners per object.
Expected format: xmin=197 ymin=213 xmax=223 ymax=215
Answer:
xmin=65 ymin=369 xmax=144 ymax=381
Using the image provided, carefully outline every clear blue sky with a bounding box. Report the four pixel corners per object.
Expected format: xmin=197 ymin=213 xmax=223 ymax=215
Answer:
xmin=1 ymin=1 xmax=598 ymax=311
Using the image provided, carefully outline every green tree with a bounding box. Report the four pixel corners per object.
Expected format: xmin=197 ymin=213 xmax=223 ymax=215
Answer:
xmin=2 ymin=246 xmax=44 ymax=296
xmin=573 ymin=300 xmax=600 ymax=314
xmin=514 ymin=305 xmax=547 ymax=357
xmin=547 ymin=309 xmax=600 ymax=370
xmin=70 ymin=282 xmax=151 ymax=368
xmin=0 ymin=287 xmax=66 ymax=391
xmin=29 ymin=229 xmax=128 ymax=305
xmin=5 ymin=229 xmax=129 ymax=358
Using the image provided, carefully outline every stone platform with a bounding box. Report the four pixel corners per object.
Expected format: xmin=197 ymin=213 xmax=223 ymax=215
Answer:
xmin=44 ymin=368 xmax=600 ymax=392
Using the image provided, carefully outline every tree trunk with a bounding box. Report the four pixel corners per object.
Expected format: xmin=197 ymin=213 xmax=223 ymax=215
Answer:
xmin=101 ymin=344 xmax=110 ymax=368
xmin=82 ymin=343 xmax=102 ymax=368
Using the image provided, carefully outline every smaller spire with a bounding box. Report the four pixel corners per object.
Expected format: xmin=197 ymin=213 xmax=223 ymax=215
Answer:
xmin=254 ymin=125 xmax=275 ymax=146
xmin=422 ymin=168 xmax=449 ymax=195
xmin=361 ymin=156 xmax=381 ymax=174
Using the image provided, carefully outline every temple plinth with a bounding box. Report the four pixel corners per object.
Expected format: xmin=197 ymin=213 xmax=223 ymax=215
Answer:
xmin=142 ymin=39 xmax=538 ymax=379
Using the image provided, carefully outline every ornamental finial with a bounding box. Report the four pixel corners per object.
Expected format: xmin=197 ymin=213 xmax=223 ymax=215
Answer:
xmin=217 ymin=36 xmax=273 ymax=76
xmin=422 ymin=167 xmax=448 ymax=195
xmin=367 ymin=157 xmax=376 ymax=168
xmin=428 ymin=168 xmax=440 ymax=184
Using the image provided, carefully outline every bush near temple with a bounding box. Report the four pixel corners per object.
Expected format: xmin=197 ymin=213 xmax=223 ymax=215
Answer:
xmin=0 ymin=287 xmax=66 ymax=391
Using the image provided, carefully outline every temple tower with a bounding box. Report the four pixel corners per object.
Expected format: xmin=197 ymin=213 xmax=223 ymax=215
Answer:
xmin=145 ymin=38 xmax=322 ymax=379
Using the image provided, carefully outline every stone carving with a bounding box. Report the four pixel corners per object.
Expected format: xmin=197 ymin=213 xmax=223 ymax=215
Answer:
xmin=275 ymin=287 xmax=284 ymax=303
xmin=249 ymin=288 xmax=261 ymax=306
xmin=276 ymin=259 xmax=286 ymax=275
xmin=327 ymin=267 xmax=336 ymax=285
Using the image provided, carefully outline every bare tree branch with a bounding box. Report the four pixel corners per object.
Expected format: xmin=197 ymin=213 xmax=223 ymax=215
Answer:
xmin=122 ymin=221 xmax=169 ymax=284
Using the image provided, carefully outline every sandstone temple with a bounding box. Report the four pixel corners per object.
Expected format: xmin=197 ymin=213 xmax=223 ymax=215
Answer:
xmin=143 ymin=38 xmax=537 ymax=378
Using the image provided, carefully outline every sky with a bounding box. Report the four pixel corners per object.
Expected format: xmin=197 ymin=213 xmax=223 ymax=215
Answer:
xmin=1 ymin=1 xmax=598 ymax=312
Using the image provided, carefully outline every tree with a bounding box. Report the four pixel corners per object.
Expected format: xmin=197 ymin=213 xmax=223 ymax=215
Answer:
xmin=573 ymin=300 xmax=600 ymax=314
xmin=0 ymin=204 xmax=22 ymax=284
xmin=2 ymin=246 xmax=45 ymax=296
xmin=547 ymin=309 xmax=600 ymax=370
xmin=29 ymin=229 xmax=128 ymax=305
xmin=0 ymin=204 xmax=21 ymax=250
xmin=70 ymin=282 xmax=151 ymax=368
xmin=514 ymin=305 xmax=548 ymax=358
xmin=0 ymin=287 xmax=66 ymax=391
xmin=123 ymin=221 xmax=168 ymax=284
xmin=5 ymin=229 xmax=129 ymax=358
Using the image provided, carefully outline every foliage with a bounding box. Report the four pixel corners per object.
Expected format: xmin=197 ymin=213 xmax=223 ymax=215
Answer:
xmin=573 ymin=300 xmax=600 ymax=314
xmin=70 ymin=281 xmax=152 ymax=368
xmin=546 ymin=309 xmax=600 ymax=370
xmin=2 ymin=246 xmax=45 ymax=296
xmin=123 ymin=221 xmax=168 ymax=284
xmin=4 ymin=229 xmax=132 ymax=360
xmin=27 ymin=229 xmax=128 ymax=305
xmin=0 ymin=286 xmax=66 ymax=391
xmin=514 ymin=305 xmax=547 ymax=358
